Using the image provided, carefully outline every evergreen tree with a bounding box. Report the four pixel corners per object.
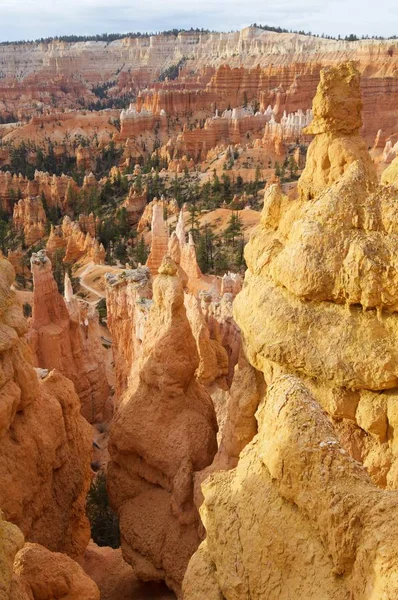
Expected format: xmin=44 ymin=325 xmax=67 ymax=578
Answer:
xmin=224 ymin=212 xmax=243 ymax=249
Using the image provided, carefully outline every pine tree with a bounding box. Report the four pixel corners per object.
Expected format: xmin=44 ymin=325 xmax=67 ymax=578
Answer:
xmin=224 ymin=212 xmax=243 ymax=249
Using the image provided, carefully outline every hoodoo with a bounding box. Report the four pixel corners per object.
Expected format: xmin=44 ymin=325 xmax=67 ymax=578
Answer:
xmin=108 ymin=256 xmax=218 ymax=597
xmin=28 ymin=250 xmax=110 ymax=422
xmin=184 ymin=62 xmax=398 ymax=599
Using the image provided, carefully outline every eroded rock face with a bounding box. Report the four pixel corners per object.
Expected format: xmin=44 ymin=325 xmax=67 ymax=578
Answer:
xmin=105 ymin=266 xmax=152 ymax=398
xmin=28 ymin=250 xmax=110 ymax=423
xmin=108 ymin=257 xmax=217 ymax=596
xmin=0 ymin=254 xmax=92 ymax=559
xmin=299 ymin=62 xmax=377 ymax=200
xmin=11 ymin=543 xmax=100 ymax=600
xmin=184 ymin=62 xmax=398 ymax=599
xmin=12 ymin=196 xmax=46 ymax=246
xmin=184 ymin=376 xmax=398 ymax=600
xmin=46 ymin=216 xmax=105 ymax=266
xmin=381 ymin=155 xmax=398 ymax=187
xmin=233 ymin=62 xmax=398 ymax=487
xmin=145 ymin=202 xmax=169 ymax=275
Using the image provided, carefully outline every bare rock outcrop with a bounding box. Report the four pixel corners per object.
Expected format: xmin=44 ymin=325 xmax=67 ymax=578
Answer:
xmin=184 ymin=62 xmax=398 ymax=599
xmin=0 ymin=254 xmax=92 ymax=559
xmin=381 ymin=155 xmax=398 ymax=187
xmin=108 ymin=257 xmax=217 ymax=596
xmin=145 ymin=201 xmax=169 ymax=275
xmin=12 ymin=196 xmax=46 ymax=246
xmin=28 ymin=250 xmax=110 ymax=422
xmin=46 ymin=216 xmax=105 ymax=266
xmin=184 ymin=376 xmax=398 ymax=599
xmin=11 ymin=543 xmax=100 ymax=600
xmin=299 ymin=62 xmax=377 ymax=200
xmin=1 ymin=512 xmax=100 ymax=600
xmin=233 ymin=63 xmax=398 ymax=487
xmin=105 ymin=266 xmax=152 ymax=397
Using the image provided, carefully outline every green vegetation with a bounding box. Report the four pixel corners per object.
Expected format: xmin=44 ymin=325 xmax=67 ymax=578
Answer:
xmin=252 ymin=23 xmax=398 ymax=41
xmin=97 ymin=298 xmax=107 ymax=324
xmin=158 ymin=58 xmax=186 ymax=82
xmin=0 ymin=28 xmax=213 ymax=46
xmin=86 ymin=472 xmax=120 ymax=549
xmin=274 ymin=156 xmax=300 ymax=183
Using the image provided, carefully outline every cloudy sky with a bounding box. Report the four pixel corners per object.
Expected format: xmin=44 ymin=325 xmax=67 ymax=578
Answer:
xmin=0 ymin=0 xmax=396 ymax=42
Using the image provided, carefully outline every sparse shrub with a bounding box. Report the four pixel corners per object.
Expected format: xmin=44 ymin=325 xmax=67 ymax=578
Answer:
xmin=86 ymin=472 xmax=120 ymax=549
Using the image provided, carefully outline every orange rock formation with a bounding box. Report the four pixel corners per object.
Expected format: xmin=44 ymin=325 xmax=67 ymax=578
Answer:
xmin=12 ymin=196 xmax=47 ymax=246
xmin=46 ymin=216 xmax=106 ymax=265
xmin=28 ymin=250 xmax=110 ymax=422
xmin=105 ymin=266 xmax=152 ymax=397
xmin=0 ymin=254 xmax=92 ymax=560
xmin=108 ymin=256 xmax=217 ymax=597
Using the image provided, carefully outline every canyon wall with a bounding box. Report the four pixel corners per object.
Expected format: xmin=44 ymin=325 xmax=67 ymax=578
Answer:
xmin=0 ymin=28 xmax=397 ymax=143
xmin=0 ymin=253 xmax=93 ymax=559
xmin=184 ymin=62 xmax=398 ymax=599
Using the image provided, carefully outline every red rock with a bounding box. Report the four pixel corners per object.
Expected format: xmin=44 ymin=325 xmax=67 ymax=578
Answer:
xmin=28 ymin=250 xmax=110 ymax=422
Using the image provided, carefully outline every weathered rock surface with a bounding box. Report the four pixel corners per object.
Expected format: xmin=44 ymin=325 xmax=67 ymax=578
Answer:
xmin=145 ymin=202 xmax=169 ymax=275
xmin=184 ymin=62 xmax=398 ymax=599
xmin=28 ymin=250 xmax=110 ymax=422
xmin=46 ymin=216 xmax=105 ymax=266
xmin=12 ymin=196 xmax=46 ymax=246
xmin=381 ymin=155 xmax=398 ymax=187
xmin=83 ymin=542 xmax=175 ymax=600
xmin=11 ymin=543 xmax=100 ymax=600
xmin=184 ymin=376 xmax=398 ymax=600
xmin=234 ymin=63 xmax=398 ymax=488
xmin=108 ymin=257 xmax=217 ymax=596
xmin=105 ymin=266 xmax=152 ymax=397
xmin=0 ymin=254 xmax=92 ymax=559
xmin=1 ymin=512 xmax=100 ymax=600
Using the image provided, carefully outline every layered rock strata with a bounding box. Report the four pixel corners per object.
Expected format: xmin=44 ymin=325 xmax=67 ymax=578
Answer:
xmin=108 ymin=257 xmax=217 ymax=596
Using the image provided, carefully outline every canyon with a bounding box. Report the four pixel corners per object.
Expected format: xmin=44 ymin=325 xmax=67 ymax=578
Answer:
xmin=0 ymin=21 xmax=398 ymax=600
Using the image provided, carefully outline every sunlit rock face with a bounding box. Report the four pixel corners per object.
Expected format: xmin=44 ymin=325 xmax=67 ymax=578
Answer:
xmin=108 ymin=257 xmax=217 ymax=598
xmin=183 ymin=63 xmax=398 ymax=599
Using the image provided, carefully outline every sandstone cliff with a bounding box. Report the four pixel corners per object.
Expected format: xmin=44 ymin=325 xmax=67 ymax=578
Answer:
xmin=28 ymin=250 xmax=110 ymax=422
xmin=184 ymin=62 xmax=398 ymax=599
xmin=108 ymin=257 xmax=217 ymax=596
xmin=0 ymin=254 xmax=92 ymax=559
xmin=184 ymin=375 xmax=398 ymax=599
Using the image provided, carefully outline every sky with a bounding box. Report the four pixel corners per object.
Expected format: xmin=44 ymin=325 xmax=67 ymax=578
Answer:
xmin=0 ymin=0 xmax=396 ymax=42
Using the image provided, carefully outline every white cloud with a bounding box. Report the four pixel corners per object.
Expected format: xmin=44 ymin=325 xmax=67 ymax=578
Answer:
xmin=0 ymin=0 xmax=395 ymax=41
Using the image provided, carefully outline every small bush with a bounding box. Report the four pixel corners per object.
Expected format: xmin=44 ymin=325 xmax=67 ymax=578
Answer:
xmin=23 ymin=302 xmax=32 ymax=318
xmin=86 ymin=472 xmax=120 ymax=548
